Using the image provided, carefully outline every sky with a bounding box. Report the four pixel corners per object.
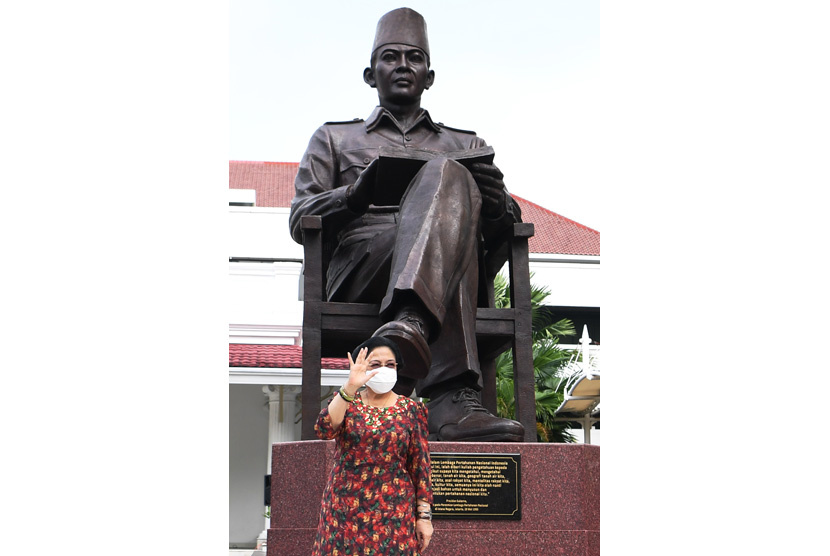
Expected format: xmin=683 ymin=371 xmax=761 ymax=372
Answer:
xmin=230 ymin=0 xmax=602 ymax=231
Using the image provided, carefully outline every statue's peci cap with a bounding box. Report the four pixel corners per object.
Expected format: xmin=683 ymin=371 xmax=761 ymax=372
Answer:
xmin=372 ymin=8 xmax=430 ymax=59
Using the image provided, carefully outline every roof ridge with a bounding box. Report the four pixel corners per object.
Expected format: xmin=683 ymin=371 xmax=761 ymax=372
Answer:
xmin=512 ymin=194 xmax=599 ymax=234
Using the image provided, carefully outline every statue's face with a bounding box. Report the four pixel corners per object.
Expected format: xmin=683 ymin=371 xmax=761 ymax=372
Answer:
xmin=365 ymin=44 xmax=434 ymax=105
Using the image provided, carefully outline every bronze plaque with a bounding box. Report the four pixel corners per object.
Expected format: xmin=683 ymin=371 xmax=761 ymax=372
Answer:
xmin=430 ymin=453 xmax=521 ymax=520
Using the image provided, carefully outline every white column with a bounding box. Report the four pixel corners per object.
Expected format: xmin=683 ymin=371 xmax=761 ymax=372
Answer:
xmin=263 ymin=384 xmax=301 ymax=448
xmin=257 ymin=385 xmax=301 ymax=551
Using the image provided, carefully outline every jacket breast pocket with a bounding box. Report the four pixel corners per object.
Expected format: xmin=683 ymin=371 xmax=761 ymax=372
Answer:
xmin=338 ymin=148 xmax=378 ymax=186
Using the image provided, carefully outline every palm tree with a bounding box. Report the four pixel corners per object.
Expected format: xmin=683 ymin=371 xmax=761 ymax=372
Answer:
xmin=492 ymin=273 xmax=578 ymax=443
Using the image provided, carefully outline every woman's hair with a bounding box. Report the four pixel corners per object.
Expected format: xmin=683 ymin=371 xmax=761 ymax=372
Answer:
xmin=351 ymin=336 xmax=404 ymax=369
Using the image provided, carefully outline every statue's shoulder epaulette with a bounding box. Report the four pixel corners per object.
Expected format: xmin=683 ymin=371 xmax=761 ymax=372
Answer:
xmin=436 ymin=122 xmax=477 ymax=134
xmin=324 ymin=118 xmax=365 ymax=125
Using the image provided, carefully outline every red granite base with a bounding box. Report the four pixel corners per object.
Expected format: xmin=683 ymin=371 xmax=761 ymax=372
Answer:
xmin=268 ymin=441 xmax=599 ymax=556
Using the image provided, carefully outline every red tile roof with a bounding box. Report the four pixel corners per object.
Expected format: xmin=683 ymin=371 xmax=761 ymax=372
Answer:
xmin=229 ymin=161 xmax=298 ymax=208
xmin=513 ymin=195 xmax=601 ymax=256
xmin=229 ymin=161 xmax=599 ymax=256
xmin=229 ymin=344 xmax=349 ymax=369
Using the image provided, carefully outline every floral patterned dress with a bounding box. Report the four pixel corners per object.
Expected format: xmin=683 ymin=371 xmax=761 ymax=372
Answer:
xmin=312 ymin=394 xmax=432 ymax=556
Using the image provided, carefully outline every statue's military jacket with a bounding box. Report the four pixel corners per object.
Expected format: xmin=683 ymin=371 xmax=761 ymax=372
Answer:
xmin=288 ymin=106 xmax=522 ymax=297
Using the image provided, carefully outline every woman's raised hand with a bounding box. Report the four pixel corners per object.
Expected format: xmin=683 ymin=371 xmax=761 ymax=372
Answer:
xmin=344 ymin=347 xmax=379 ymax=396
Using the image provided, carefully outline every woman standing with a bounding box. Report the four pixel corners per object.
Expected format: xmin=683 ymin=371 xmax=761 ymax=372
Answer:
xmin=312 ymin=336 xmax=433 ymax=555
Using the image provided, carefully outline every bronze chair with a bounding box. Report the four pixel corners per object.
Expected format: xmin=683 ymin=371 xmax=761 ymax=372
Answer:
xmin=299 ymin=214 xmax=537 ymax=441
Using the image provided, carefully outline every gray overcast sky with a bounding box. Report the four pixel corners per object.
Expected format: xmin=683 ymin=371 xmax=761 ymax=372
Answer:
xmin=230 ymin=0 xmax=602 ymax=231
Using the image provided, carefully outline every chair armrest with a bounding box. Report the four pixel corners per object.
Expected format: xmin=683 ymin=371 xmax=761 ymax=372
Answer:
xmin=301 ymin=215 xmax=323 ymax=231
xmin=512 ymin=222 xmax=535 ymax=239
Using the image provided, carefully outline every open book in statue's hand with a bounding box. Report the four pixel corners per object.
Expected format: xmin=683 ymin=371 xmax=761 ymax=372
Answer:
xmin=373 ymin=145 xmax=496 ymax=206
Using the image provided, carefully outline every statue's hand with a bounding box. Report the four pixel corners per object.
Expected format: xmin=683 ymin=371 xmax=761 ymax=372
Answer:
xmin=470 ymin=162 xmax=507 ymax=217
xmin=345 ymin=158 xmax=379 ymax=213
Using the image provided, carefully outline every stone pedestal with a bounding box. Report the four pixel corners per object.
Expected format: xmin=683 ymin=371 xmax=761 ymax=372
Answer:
xmin=267 ymin=441 xmax=599 ymax=556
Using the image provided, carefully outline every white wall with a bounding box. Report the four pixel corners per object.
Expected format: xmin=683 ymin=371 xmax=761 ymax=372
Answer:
xmin=228 ymin=207 xmax=303 ymax=260
xmin=229 ymin=261 xmax=303 ymax=343
xmin=229 ymin=207 xmax=304 ymax=344
xmin=567 ymin=428 xmax=601 ymax=445
xmin=528 ymin=255 xmax=600 ymax=308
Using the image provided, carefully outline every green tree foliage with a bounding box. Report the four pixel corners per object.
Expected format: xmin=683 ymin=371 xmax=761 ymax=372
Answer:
xmin=493 ymin=273 xmax=578 ymax=443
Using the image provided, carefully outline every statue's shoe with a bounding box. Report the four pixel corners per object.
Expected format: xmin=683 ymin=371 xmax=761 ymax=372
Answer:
xmin=372 ymin=320 xmax=431 ymax=379
xmin=427 ymin=387 xmax=524 ymax=442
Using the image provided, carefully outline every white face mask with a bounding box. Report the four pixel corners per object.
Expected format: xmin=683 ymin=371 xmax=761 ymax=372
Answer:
xmin=366 ymin=366 xmax=397 ymax=394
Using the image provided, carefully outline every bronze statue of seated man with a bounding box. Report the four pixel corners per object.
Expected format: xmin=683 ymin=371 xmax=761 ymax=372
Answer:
xmin=289 ymin=8 xmax=525 ymax=442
